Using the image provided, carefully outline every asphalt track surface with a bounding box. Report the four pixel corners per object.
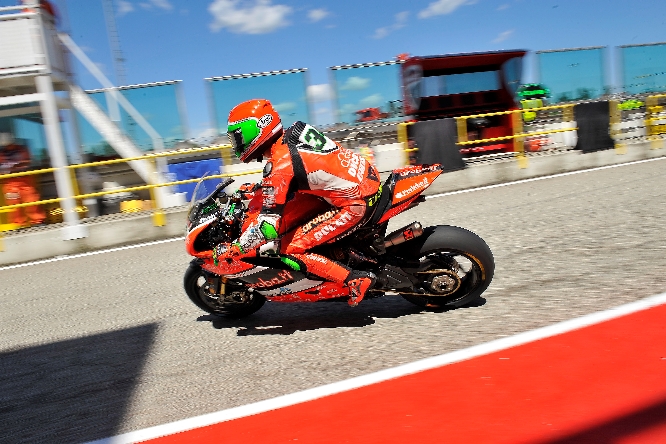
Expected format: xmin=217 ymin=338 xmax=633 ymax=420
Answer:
xmin=1 ymin=159 xmax=666 ymax=443
xmin=140 ymin=296 xmax=666 ymax=444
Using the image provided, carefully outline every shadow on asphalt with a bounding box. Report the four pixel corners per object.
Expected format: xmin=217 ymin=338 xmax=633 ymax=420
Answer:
xmin=539 ymin=396 xmax=666 ymax=443
xmin=197 ymin=296 xmax=486 ymax=336
xmin=0 ymin=323 xmax=158 ymax=444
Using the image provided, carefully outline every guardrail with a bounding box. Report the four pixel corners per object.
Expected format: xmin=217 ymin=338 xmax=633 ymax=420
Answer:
xmin=454 ymin=104 xmax=577 ymax=169
xmin=644 ymin=94 xmax=666 ymax=149
xmin=0 ymin=145 xmax=261 ymax=238
xmin=397 ymin=122 xmax=417 ymax=165
xmin=609 ymin=94 xmax=666 ymax=153
xmin=3 ymin=98 xmax=665 ymax=242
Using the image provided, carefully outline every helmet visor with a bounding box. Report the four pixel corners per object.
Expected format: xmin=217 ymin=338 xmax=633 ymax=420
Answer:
xmin=227 ymin=118 xmax=260 ymax=158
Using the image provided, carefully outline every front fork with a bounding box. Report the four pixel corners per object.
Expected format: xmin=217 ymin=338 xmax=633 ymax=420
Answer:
xmin=206 ymin=275 xmax=226 ymax=297
xmin=192 ymin=259 xmax=227 ymax=297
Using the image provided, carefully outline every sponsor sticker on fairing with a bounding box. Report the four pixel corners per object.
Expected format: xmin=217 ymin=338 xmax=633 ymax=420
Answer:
xmin=305 ymin=254 xmax=329 ymax=264
xmin=248 ymin=270 xmax=294 ymax=289
xmin=394 ymin=177 xmax=429 ymax=200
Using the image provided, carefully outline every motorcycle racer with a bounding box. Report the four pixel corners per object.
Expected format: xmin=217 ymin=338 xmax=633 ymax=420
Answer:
xmin=214 ymin=99 xmax=381 ymax=306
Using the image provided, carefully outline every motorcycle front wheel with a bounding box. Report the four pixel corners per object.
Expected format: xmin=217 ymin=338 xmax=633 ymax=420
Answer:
xmin=396 ymin=225 xmax=495 ymax=310
xmin=184 ymin=262 xmax=265 ymax=318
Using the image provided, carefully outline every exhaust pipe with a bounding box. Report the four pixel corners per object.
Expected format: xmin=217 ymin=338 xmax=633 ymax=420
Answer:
xmin=384 ymin=222 xmax=423 ymax=248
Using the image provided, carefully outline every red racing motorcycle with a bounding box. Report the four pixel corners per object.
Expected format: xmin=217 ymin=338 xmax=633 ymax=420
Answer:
xmin=184 ymin=164 xmax=494 ymax=318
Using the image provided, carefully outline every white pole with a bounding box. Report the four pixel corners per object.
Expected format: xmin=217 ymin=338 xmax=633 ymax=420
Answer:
xmin=35 ymin=75 xmax=87 ymax=240
xmin=58 ymin=34 xmax=164 ymax=151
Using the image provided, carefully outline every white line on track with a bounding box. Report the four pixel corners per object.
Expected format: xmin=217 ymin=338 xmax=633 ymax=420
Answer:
xmin=88 ymin=290 xmax=666 ymax=444
xmin=0 ymin=237 xmax=184 ymax=272
xmin=425 ymin=155 xmax=666 ymax=199
xmin=3 ymin=155 xmax=664 ymax=273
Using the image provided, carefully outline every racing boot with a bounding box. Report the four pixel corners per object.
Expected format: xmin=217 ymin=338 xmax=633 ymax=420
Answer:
xmin=345 ymin=271 xmax=376 ymax=307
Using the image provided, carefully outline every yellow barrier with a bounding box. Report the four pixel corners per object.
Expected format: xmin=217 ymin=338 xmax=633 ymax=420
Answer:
xmin=455 ymin=127 xmax=577 ymax=146
xmin=511 ymin=110 xmax=527 ymax=168
xmin=0 ymin=144 xmax=260 ymax=234
xmin=454 ymin=104 xmax=577 ymax=168
xmin=397 ymin=122 xmax=415 ymax=165
xmin=609 ymin=100 xmax=626 ymax=154
xmin=645 ymin=94 xmax=666 ymax=150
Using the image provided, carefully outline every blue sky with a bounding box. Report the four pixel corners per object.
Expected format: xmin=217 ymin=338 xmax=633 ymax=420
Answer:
xmin=4 ymin=0 xmax=666 ymax=139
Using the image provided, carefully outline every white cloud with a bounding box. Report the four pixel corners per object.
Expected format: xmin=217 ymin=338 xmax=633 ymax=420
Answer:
xmin=208 ymin=0 xmax=292 ymax=34
xmin=308 ymin=8 xmax=329 ymax=23
xmin=308 ymin=84 xmax=333 ymax=103
xmin=359 ymin=93 xmax=383 ymax=108
xmin=373 ymin=11 xmax=408 ymax=39
xmin=340 ymin=76 xmax=370 ymax=91
xmin=117 ymin=0 xmax=134 ymax=16
xmin=150 ymin=0 xmax=173 ymax=10
xmin=273 ymin=102 xmax=297 ymax=113
xmin=497 ymin=3 xmax=510 ymax=10
xmin=418 ymin=0 xmax=475 ymax=19
xmin=492 ymin=29 xmax=514 ymax=43
xmin=138 ymin=0 xmax=173 ymax=10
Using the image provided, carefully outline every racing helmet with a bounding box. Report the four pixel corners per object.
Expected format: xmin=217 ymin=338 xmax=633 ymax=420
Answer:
xmin=227 ymin=99 xmax=283 ymax=163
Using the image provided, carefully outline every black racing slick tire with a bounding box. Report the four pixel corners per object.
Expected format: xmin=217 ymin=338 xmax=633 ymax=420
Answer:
xmin=184 ymin=263 xmax=265 ymax=318
xmin=394 ymin=225 xmax=495 ymax=310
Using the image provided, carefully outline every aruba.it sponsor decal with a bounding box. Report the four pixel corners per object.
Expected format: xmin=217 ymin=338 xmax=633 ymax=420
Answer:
xmin=248 ymin=270 xmax=294 ymax=289
xmin=394 ymin=177 xmax=429 ymax=200
xmin=302 ymin=210 xmax=339 ymax=233
xmin=313 ymin=211 xmax=353 ymax=241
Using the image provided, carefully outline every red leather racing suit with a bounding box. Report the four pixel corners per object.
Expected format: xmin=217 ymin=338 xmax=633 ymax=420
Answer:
xmin=232 ymin=121 xmax=381 ymax=284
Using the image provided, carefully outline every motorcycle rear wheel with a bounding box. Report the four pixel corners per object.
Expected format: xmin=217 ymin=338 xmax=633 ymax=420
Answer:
xmin=398 ymin=225 xmax=494 ymax=310
xmin=184 ymin=263 xmax=265 ymax=318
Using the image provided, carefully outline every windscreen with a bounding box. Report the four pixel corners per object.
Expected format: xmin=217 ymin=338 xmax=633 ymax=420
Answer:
xmin=190 ymin=172 xmax=215 ymax=208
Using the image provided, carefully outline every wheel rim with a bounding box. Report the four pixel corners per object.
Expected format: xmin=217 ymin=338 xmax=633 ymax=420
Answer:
xmin=403 ymin=250 xmax=485 ymax=304
xmin=192 ymin=271 xmax=255 ymax=312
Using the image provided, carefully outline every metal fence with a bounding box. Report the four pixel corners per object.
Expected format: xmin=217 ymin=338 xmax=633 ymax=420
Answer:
xmin=3 ymin=95 xmax=666 ymax=247
xmin=0 ymin=145 xmax=261 ymax=241
xmin=610 ymin=94 xmax=666 ymax=152
xmin=451 ymin=104 xmax=577 ymax=168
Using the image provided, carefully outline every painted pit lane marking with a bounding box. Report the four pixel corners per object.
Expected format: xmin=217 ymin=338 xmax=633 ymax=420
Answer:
xmin=425 ymin=155 xmax=666 ymax=200
xmin=86 ymin=291 xmax=666 ymax=444
xmin=0 ymin=237 xmax=184 ymax=272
